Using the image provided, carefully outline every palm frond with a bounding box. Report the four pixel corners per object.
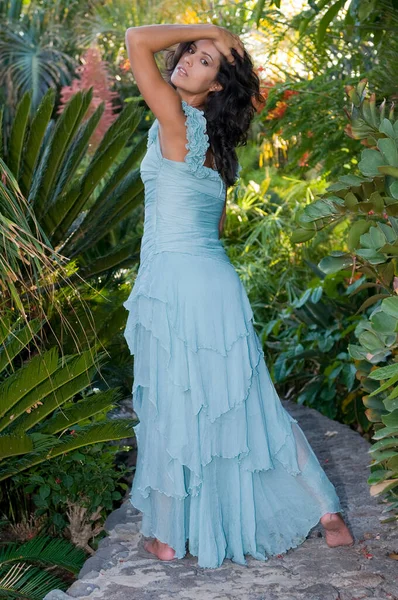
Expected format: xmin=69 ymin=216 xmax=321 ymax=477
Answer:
xmin=19 ymin=87 xmax=55 ymax=196
xmin=0 ymin=433 xmax=33 ymax=461
xmin=28 ymin=89 xmax=92 ymax=218
xmin=0 ymin=348 xmax=59 ymax=427
xmin=0 ymin=318 xmax=44 ymax=375
xmin=0 ymin=418 xmax=136 ymax=481
xmin=40 ymin=388 xmax=123 ymax=434
xmin=7 ymin=90 xmax=31 ymax=178
xmin=0 ymin=535 xmax=85 ymax=574
xmin=0 ymin=561 xmax=67 ymax=599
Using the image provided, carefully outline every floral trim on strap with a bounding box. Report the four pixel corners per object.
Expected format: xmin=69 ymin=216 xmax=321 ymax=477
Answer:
xmin=145 ymin=102 xmax=240 ymax=184
xmin=181 ymin=100 xmax=221 ymax=182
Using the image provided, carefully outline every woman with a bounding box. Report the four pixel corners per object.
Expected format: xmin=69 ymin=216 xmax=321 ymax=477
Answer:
xmin=122 ymin=22 xmax=354 ymax=570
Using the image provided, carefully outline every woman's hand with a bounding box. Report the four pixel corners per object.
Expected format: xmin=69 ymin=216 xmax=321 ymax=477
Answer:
xmin=212 ymin=27 xmax=245 ymax=65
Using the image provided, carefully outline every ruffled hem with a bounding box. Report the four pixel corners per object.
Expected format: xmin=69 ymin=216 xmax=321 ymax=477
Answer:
xmin=131 ymin=449 xmax=343 ymax=569
xmin=123 ymin=252 xmax=343 ymax=569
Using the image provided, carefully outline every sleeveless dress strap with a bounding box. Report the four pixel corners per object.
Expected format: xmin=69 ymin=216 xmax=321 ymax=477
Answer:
xmin=181 ymin=101 xmax=241 ymax=183
xmin=146 ymin=102 xmax=240 ymax=183
xmin=181 ymin=100 xmax=218 ymax=180
xmin=147 ymin=119 xmax=159 ymax=148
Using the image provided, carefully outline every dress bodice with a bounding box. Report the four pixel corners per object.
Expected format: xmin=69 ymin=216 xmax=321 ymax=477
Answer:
xmin=138 ymin=99 xmax=240 ymax=267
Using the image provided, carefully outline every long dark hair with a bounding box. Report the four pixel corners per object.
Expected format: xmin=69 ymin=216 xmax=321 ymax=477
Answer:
xmin=163 ymin=41 xmax=264 ymax=188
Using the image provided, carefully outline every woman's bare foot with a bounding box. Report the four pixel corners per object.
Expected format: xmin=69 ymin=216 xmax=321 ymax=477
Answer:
xmin=320 ymin=512 xmax=354 ymax=548
xmin=143 ymin=537 xmax=177 ymax=560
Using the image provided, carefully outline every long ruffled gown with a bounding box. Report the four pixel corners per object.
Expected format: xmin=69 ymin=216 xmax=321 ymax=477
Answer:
xmin=122 ymin=98 xmax=343 ymax=569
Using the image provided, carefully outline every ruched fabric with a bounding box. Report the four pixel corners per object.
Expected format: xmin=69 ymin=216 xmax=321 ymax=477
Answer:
xmin=122 ymin=98 xmax=343 ymax=569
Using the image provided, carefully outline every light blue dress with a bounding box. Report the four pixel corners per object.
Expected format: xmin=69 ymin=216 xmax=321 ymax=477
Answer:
xmin=122 ymin=98 xmax=343 ymax=569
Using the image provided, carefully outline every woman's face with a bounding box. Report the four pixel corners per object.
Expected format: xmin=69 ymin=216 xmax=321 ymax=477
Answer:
xmin=171 ymin=39 xmax=223 ymax=97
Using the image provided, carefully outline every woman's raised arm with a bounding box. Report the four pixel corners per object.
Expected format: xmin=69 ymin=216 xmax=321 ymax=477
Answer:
xmin=125 ymin=24 xmax=216 ymax=125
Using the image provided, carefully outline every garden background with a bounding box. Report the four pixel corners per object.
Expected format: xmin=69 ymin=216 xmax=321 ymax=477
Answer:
xmin=1 ymin=0 xmax=398 ymax=596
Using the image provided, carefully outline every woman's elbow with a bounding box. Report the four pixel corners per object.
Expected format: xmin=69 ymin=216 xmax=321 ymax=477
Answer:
xmin=125 ymin=27 xmax=140 ymax=46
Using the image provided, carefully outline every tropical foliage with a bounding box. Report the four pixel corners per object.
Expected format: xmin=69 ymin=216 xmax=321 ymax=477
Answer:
xmin=292 ymin=79 xmax=398 ymax=519
xmin=0 ymin=535 xmax=86 ymax=598
xmin=2 ymin=2 xmax=398 ymax=596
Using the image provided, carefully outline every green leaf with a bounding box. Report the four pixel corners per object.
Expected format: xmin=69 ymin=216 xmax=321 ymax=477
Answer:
xmin=381 ymin=296 xmax=398 ymax=319
xmin=382 ymin=409 xmax=398 ymax=427
xmin=378 ymin=165 xmax=398 ymax=178
xmin=368 ymin=362 xmax=398 ymax=380
xmin=318 ymin=254 xmax=353 ymax=274
xmin=0 ymin=535 xmax=85 ymax=574
xmin=371 ymin=311 xmax=398 ymax=334
xmin=317 ymin=0 xmax=346 ymax=46
xmin=344 ymin=191 xmax=359 ymax=209
xmin=40 ymin=389 xmax=122 ymax=434
xmin=360 ymin=225 xmax=387 ymax=249
xmin=372 ymin=425 xmax=398 ymax=440
xmin=7 ymin=90 xmax=31 ymax=179
xmin=387 ymin=177 xmax=398 ymax=199
xmin=358 ymin=330 xmax=385 ymax=352
xmin=29 ymin=90 xmax=92 ymax=218
xmin=0 ymin=419 xmax=137 ymax=481
xmin=19 ymin=88 xmax=55 ymax=196
xmin=369 ymin=437 xmax=398 ymax=453
xmin=379 ymin=118 xmax=397 ymax=139
xmin=0 ymin=318 xmax=44 ymax=372
xmin=358 ymin=148 xmax=386 ymax=177
xmin=0 ymin=347 xmax=59 ymax=426
xmin=377 ymin=137 xmax=398 ymax=167
xmin=0 ymin=562 xmax=68 ymax=599
xmin=252 ymin=0 xmax=267 ymax=27
xmin=291 ymin=228 xmax=315 ymax=243
xmin=0 ymin=433 xmax=33 ymax=460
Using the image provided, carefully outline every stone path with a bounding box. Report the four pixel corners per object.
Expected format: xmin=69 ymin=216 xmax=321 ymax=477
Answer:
xmin=44 ymin=399 xmax=398 ymax=600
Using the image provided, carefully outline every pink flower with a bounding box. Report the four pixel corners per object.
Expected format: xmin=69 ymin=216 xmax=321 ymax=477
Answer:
xmin=57 ymin=47 xmax=119 ymax=152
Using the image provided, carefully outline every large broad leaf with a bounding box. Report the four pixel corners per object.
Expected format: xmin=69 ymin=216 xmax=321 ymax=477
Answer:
xmin=368 ymin=363 xmax=398 ymax=381
xmin=382 ymin=409 xmax=398 ymax=427
xmin=360 ymin=224 xmax=387 ymax=250
xmin=381 ymin=296 xmax=398 ymax=319
xmin=377 ymin=137 xmax=398 ymax=167
xmin=371 ymin=310 xmax=398 ymax=334
xmin=358 ymin=330 xmax=386 ymax=352
xmin=290 ymin=228 xmax=316 ymax=243
xmin=347 ymin=220 xmax=372 ymax=250
xmin=318 ymin=253 xmax=353 ymax=274
xmin=379 ymin=118 xmax=398 ymax=140
xmin=358 ymin=148 xmax=386 ymax=177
